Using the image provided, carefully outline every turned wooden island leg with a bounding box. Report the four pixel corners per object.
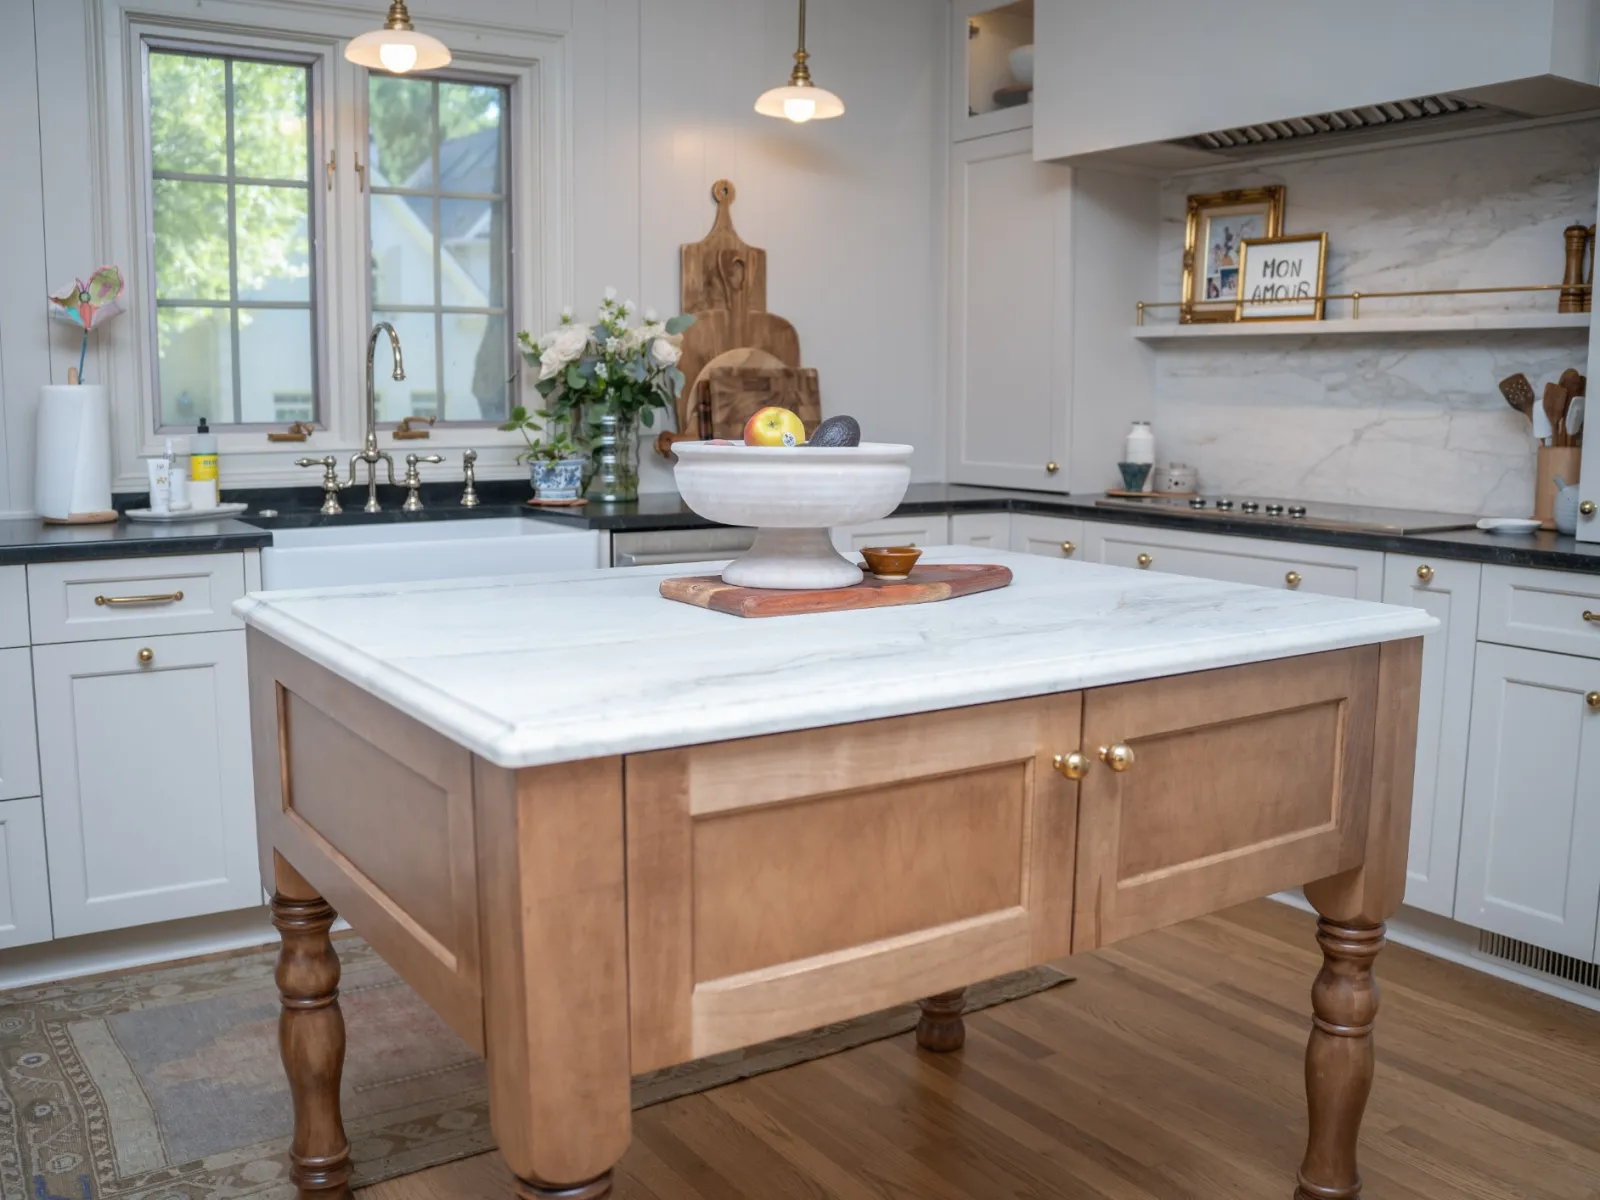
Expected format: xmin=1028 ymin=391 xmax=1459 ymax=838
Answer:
xmin=915 ymin=989 xmax=967 ymax=1052
xmin=272 ymin=858 xmax=352 ymax=1200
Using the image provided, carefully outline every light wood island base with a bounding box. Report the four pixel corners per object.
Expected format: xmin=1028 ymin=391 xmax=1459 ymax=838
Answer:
xmin=248 ymin=628 xmax=1422 ymax=1199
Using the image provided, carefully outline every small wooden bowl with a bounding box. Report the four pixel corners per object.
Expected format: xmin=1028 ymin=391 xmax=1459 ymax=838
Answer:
xmin=860 ymin=545 xmax=922 ymax=580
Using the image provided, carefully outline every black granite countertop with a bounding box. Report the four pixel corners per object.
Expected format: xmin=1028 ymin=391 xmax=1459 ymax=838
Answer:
xmin=0 ymin=516 xmax=271 ymax=567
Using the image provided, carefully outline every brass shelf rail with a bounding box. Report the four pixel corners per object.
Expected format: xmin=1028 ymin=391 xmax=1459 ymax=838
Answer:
xmin=1136 ymin=283 xmax=1592 ymax=326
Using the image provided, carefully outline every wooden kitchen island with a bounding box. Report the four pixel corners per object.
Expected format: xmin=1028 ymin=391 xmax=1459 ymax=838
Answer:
xmin=236 ymin=549 xmax=1433 ymax=1200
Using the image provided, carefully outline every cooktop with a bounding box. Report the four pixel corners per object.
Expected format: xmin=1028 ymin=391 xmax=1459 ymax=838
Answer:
xmin=1094 ymin=494 xmax=1480 ymax=535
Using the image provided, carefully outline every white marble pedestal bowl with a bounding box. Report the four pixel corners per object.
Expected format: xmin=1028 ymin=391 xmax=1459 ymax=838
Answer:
xmin=672 ymin=441 xmax=914 ymax=589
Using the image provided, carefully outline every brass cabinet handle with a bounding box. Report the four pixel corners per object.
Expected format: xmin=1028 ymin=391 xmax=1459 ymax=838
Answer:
xmin=1136 ymin=553 xmax=1153 ymax=568
xmin=1285 ymin=571 xmax=1302 ymax=589
xmin=1585 ymin=611 xmax=1600 ymax=624
xmin=1045 ymin=462 xmax=1059 ymax=474
xmin=1060 ymin=541 xmax=1076 ymax=556
xmin=1587 ymin=691 xmax=1600 ymax=710
xmin=1052 ymin=751 xmax=1090 ymax=780
xmin=1416 ymin=564 xmax=1434 ymax=583
xmin=1581 ymin=500 xmax=1597 ymax=517
xmin=96 ymin=590 xmax=184 ymax=607
xmin=1098 ymin=743 xmax=1135 ymax=772
xmin=136 ymin=647 xmax=154 ymax=665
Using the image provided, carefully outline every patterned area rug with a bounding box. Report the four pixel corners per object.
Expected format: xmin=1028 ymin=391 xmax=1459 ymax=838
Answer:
xmin=0 ymin=938 xmax=1071 ymax=1199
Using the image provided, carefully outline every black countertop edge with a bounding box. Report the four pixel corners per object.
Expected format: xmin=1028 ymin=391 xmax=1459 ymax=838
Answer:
xmin=0 ymin=517 xmax=270 ymax=567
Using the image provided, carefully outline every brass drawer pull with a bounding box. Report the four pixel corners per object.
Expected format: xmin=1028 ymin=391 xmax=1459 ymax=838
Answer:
xmin=1136 ymin=553 xmax=1153 ymax=568
xmin=1285 ymin=571 xmax=1302 ymax=589
xmin=96 ymin=590 xmax=184 ymax=607
xmin=1585 ymin=610 xmax=1600 ymax=624
xmin=1052 ymin=751 xmax=1090 ymax=780
xmin=1098 ymin=743 xmax=1135 ymax=772
xmin=137 ymin=647 xmax=154 ymax=665
xmin=1416 ymin=564 xmax=1434 ymax=583
xmin=1060 ymin=541 xmax=1076 ymax=556
xmin=1588 ymin=691 xmax=1600 ymax=710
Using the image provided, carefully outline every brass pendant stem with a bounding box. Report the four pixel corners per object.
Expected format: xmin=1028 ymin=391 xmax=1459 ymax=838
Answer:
xmin=384 ymin=0 xmax=414 ymax=31
xmin=789 ymin=0 xmax=813 ymax=86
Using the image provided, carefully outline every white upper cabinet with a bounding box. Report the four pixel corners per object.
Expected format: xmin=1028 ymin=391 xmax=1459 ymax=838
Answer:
xmin=953 ymin=0 xmax=1035 ymax=141
xmin=1033 ymin=1 xmax=1600 ymax=169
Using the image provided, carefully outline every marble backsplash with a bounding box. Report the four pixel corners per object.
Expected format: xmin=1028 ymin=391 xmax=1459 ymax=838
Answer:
xmin=1150 ymin=119 xmax=1599 ymax=515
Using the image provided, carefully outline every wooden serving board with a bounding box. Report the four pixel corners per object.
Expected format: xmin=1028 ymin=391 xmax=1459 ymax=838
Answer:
xmin=660 ymin=563 xmax=1012 ymax=618
xmin=706 ymin=366 xmax=821 ymax=440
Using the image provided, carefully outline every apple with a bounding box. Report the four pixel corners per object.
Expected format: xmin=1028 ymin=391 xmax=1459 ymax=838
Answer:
xmin=743 ymin=406 xmax=807 ymax=447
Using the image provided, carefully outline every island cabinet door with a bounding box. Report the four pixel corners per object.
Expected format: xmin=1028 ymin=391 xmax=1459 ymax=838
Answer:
xmin=1072 ymin=647 xmax=1381 ymax=951
xmin=623 ymin=693 xmax=1083 ymax=1073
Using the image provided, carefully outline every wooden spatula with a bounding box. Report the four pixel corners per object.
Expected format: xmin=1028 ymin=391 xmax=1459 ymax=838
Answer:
xmin=1498 ymin=373 xmax=1536 ymax=419
xmin=1544 ymin=382 xmax=1570 ymax=445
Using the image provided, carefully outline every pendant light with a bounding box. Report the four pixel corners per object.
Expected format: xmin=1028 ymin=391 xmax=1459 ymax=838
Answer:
xmin=345 ymin=1 xmax=452 ymax=75
xmin=755 ymin=0 xmax=844 ymax=123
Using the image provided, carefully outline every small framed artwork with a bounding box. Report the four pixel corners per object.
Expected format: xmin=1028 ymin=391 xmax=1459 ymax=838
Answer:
xmin=1181 ymin=186 xmax=1286 ymax=323
xmin=1236 ymin=233 xmax=1329 ymax=321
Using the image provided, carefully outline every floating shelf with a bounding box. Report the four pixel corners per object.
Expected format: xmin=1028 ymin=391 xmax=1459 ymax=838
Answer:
xmin=1131 ymin=312 xmax=1592 ymax=341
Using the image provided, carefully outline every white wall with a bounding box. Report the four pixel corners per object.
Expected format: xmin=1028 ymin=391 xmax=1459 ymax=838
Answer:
xmin=0 ymin=0 xmax=947 ymax=515
xmin=1150 ymin=119 xmax=1600 ymax=515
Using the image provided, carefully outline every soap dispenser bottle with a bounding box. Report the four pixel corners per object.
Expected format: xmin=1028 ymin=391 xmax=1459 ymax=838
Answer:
xmin=190 ymin=418 xmax=219 ymax=509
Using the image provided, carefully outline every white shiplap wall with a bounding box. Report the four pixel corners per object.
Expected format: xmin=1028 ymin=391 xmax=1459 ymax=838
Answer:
xmin=0 ymin=0 xmax=947 ymax=515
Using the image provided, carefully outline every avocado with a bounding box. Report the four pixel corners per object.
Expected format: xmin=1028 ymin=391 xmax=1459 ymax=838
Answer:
xmin=808 ymin=415 xmax=861 ymax=447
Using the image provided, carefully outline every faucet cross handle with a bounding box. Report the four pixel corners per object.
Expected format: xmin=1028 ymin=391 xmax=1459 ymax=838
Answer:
xmin=295 ymin=455 xmax=343 ymax=516
xmin=401 ymin=452 xmax=445 ymax=512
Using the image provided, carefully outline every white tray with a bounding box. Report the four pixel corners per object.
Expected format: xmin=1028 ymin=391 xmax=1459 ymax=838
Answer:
xmin=125 ymin=502 xmax=249 ymax=523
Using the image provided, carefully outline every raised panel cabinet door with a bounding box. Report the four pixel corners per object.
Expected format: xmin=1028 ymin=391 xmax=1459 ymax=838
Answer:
xmin=0 ymin=648 xmax=40 ymax=801
xmin=623 ymin=693 xmax=1083 ymax=1073
xmin=948 ymin=512 xmax=1012 ymax=548
xmin=1009 ymin=515 xmax=1086 ymax=559
xmin=1455 ymin=642 xmax=1600 ymax=960
xmin=831 ymin=516 xmax=950 ymax=552
xmin=946 ymin=130 xmax=1072 ymax=492
xmin=0 ymin=796 xmax=52 ymax=948
xmin=1074 ymin=648 xmax=1381 ymax=950
xmin=1381 ymin=555 xmax=1479 ymax=917
xmin=33 ymin=631 xmax=258 ymax=936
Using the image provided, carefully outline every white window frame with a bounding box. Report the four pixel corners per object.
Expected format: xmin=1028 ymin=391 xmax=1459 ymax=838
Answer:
xmin=86 ymin=0 xmax=569 ymax=491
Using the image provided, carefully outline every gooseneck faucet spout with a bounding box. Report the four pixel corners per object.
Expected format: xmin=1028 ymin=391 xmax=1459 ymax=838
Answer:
xmin=346 ymin=322 xmax=404 ymax=512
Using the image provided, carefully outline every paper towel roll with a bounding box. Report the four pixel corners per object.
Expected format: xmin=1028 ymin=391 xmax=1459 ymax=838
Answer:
xmin=35 ymin=385 xmax=113 ymax=521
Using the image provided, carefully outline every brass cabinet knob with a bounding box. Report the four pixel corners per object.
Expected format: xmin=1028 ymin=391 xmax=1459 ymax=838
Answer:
xmin=1285 ymin=571 xmax=1302 ymax=589
xmin=1581 ymin=500 xmax=1597 ymax=517
xmin=1098 ymin=743 xmax=1135 ymax=772
xmin=1416 ymin=564 xmax=1434 ymax=583
xmin=1045 ymin=462 xmax=1059 ymax=474
xmin=1060 ymin=541 xmax=1076 ymax=556
xmin=1053 ymin=751 xmax=1090 ymax=780
xmin=1136 ymin=553 xmax=1153 ymax=568
xmin=1587 ymin=691 xmax=1600 ymax=710
xmin=137 ymin=647 xmax=154 ymax=665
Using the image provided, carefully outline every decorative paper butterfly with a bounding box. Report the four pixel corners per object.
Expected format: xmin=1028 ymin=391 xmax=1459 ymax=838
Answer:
xmin=47 ymin=266 xmax=125 ymax=330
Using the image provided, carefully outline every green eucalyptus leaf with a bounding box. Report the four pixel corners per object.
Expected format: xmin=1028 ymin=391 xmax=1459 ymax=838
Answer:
xmin=664 ymin=313 xmax=695 ymax=335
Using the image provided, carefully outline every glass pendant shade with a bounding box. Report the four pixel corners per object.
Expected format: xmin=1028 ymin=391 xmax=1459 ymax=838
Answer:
xmin=757 ymin=0 xmax=843 ymax=122
xmin=345 ymin=2 xmax=451 ymax=74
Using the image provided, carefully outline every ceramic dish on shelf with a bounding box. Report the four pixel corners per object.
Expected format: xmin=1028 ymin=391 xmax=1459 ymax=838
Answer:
xmin=125 ymin=502 xmax=249 ymax=523
xmin=672 ymin=441 xmax=913 ymax=589
xmin=1475 ymin=517 xmax=1541 ymax=535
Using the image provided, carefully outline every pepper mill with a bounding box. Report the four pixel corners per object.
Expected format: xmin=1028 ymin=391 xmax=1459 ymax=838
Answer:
xmin=461 ymin=448 xmax=479 ymax=508
xmin=1560 ymin=223 xmax=1590 ymax=313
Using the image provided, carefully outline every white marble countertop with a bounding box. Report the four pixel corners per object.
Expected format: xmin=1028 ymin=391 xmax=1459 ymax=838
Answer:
xmin=234 ymin=547 xmax=1437 ymax=769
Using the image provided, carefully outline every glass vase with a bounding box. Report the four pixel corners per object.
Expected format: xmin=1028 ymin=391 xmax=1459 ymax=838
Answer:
xmin=586 ymin=410 xmax=640 ymax=502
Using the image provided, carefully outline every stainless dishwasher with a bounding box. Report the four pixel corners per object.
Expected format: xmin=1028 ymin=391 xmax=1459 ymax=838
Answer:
xmin=610 ymin=526 xmax=755 ymax=568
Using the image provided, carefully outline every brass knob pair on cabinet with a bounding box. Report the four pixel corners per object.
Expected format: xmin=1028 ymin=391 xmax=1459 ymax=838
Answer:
xmin=1052 ymin=744 xmax=1136 ymax=779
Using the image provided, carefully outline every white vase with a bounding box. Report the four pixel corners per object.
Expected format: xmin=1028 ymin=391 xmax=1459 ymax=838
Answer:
xmin=35 ymin=384 xmax=113 ymax=521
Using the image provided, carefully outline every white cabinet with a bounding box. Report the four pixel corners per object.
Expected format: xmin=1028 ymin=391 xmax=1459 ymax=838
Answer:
xmin=952 ymin=0 xmax=1033 ymax=142
xmin=1079 ymin=522 xmax=1383 ymax=600
xmin=833 ymin=515 xmax=950 ymax=552
xmin=33 ymin=630 xmax=258 ymax=937
xmin=1009 ymin=514 xmax=1086 ymax=560
xmin=1455 ymin=643 xmax=1600 ymax=960
xmin=949 ymin=512 xmax=1011 ymax=548
xmin=1382 ymin=555 xmax=1479 ymax=917
xmin=946 ymin=130 xmax=1072 ymax=492
xmin=0 ymin=566 xmax=28 ymax=647
xmin=0 ymin=797 xmax=52 ymax=949
xmin=27 ymin=552 xmax=246 ymax=644
xmin=0 ymin=649 xmax=40 ymax=802
xmin=1477 ymin=565 xmax=1600 ymax=659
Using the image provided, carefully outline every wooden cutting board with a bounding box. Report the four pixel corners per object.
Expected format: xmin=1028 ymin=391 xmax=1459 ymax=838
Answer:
xmin=681 ymin=180 xmax=767 ymax=315
xmin=660 ymin=564 xmax=1013 ymax=618
xmin=706 ymin=366 xmax=821 ymax=440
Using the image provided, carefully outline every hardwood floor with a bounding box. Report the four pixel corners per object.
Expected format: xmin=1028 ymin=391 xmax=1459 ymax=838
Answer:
xmin=362 ymin=900 xmax=1600 ymax=1199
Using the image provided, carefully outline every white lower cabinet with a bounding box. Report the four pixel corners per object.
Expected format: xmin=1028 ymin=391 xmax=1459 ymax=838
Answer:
xmin=0 ymin=648 xmax=41 ymax=801
xmin=1381 ymin=555 xmax=1479 ymax=917
xmin=1009 ymin=514 xmax=1086 ymax=559
xmin=32 ymin=630 xmax=259 ymax=937
xmin=949 ymin=512 xmax=1011 ymax=548
xmin=832 ymin=515 xmax=950 ymax=551
xmin=1454 ymin=642 xmax=1600 ymax=960
xmin=0 ymin=796 xmax=52 ymax=948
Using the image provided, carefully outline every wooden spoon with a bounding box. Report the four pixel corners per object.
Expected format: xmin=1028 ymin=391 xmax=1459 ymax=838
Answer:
xmin=1543 ymin=382 xmax=1569 ymax=445
xmin=1498 ymin=373 xmax=1535 ymax=420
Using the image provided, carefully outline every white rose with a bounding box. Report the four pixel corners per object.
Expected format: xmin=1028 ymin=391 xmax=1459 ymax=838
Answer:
xmin=603 ymin=285 xmax=617 ymax=302
xmin=538 ymin=346 xmax=566 ymax=381
xmin=539 ymin=326 xmax=589 ymax=380
xmin=650 ymin=337 xmax=681 ymax=368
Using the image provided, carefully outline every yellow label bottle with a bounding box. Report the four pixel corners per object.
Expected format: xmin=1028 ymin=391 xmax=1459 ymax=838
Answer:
xmin=190 ymin=417 xmax=218 ymax=482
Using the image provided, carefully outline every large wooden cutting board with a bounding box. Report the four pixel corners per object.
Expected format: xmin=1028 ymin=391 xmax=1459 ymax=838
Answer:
xmin=660 ymin=564 xmax=1013 ymax=618
xmin=706 ymin=366 xmax=821 ymax=440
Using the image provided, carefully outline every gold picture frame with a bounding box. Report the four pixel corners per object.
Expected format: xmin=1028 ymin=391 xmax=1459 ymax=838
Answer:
xmin=1235 ymin=233 xmax=1328 ymax=321
xmin=1180 ymin=186 xmax=1286 ymax=323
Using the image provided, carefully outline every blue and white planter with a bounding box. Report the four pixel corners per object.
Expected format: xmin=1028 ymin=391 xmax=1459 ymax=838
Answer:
xmin=530 ymin=457 xmax=586 ymax=501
